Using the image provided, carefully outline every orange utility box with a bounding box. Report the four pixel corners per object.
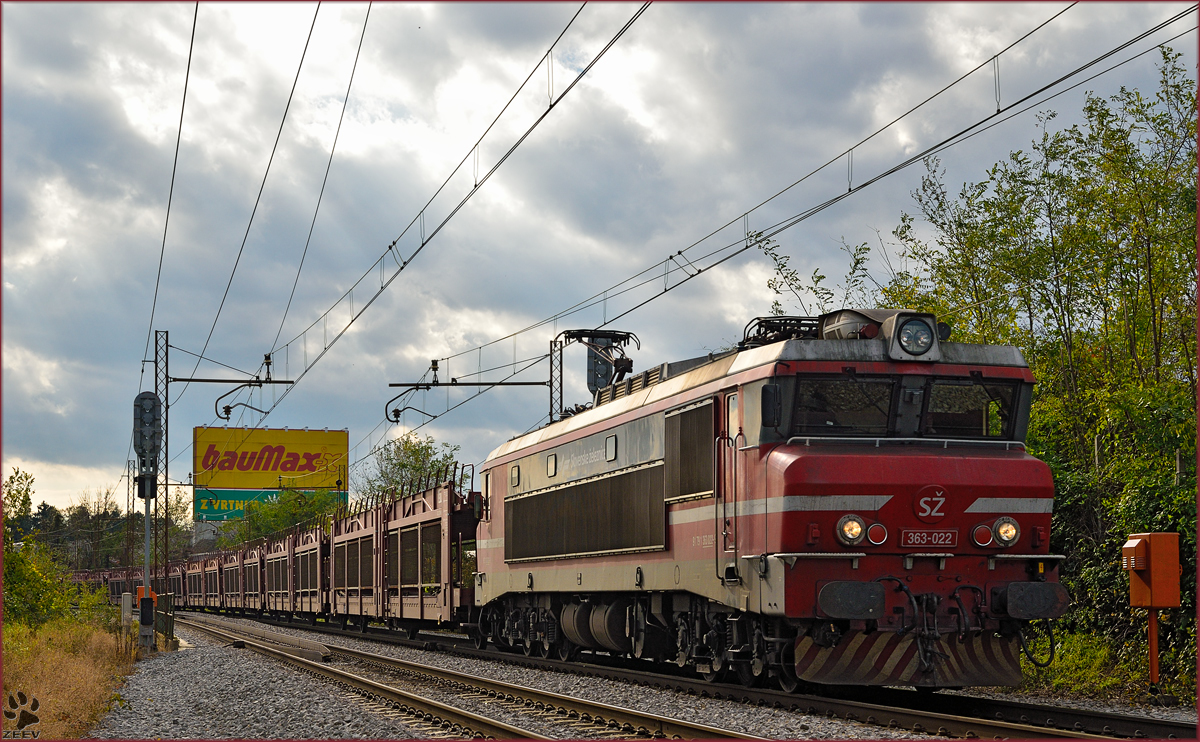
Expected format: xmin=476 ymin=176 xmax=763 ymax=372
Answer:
xmin=1122 ymin=532 xmax=1180 ymax=609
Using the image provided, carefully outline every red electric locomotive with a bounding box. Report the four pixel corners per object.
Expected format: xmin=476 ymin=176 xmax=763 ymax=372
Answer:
xmin=76 ymin=308 xmax=1067 ymax=690
xmin=472 ymin=310 xmax=1068 ymax=689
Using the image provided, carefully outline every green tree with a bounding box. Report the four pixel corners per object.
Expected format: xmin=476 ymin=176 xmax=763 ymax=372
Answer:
xmin=758 ymin=231 xmax=873 ymax=316
xmin=1 ymin=469 xmax=112 ymax=628
xmin=3 ymin=467 xmax=35 ymax=543
xmin=764 ymin=48 xmax=1196 ymax=695
xmin=217 ymin=488 xmax=344 ymax=547
xmin=63 ymin=486 xmax=125 ymax=570
xmin=356 ymin=431 xmax=467 ymax=504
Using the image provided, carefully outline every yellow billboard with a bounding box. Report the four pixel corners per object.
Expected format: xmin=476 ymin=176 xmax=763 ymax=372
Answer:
xmin=193 ymin=427 xmax=348 ymax=491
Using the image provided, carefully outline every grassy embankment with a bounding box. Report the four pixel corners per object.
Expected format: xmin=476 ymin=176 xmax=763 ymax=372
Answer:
xmin=2 ymin=616 xmax=138 ymax=739
xmin=1018 ymin=630 xmax=1196 ymax=706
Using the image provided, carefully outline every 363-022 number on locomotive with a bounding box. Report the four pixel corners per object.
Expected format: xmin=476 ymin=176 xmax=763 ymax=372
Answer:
xmin=81 ymin=309 xmax=1070 ymax=691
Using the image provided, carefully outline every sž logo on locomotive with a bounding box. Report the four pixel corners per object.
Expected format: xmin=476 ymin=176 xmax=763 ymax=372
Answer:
xmin=902 ymin=483 xmax=957 ymax=548
xmin=912 ymin=483 xmax=947 ymax=523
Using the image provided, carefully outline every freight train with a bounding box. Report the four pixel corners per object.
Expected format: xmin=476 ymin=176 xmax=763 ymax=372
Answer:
xmin=77 ymin=309 xmax=1069 ymax=690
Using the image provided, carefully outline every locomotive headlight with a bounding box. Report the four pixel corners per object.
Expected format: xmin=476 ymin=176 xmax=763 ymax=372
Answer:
xmin=993 ymin=517 xmax=1020 ymax=546
xmin=837 ymin=514 xmax=866 ymax=545
xmin=898 ymin=318 xmax=935 ymax=355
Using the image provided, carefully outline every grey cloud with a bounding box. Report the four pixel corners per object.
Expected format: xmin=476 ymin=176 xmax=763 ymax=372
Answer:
xmin=2 ymin=2 xmax=1193 ymax=503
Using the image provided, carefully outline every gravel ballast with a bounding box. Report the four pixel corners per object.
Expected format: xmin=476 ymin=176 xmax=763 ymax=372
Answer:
xmin=171 ymin=614 xmax=940 ymax=740
xmin=87 ymin=625 xmax=423 ymax=740
xmin=92 ymin=613 xmax=1196 ymax=739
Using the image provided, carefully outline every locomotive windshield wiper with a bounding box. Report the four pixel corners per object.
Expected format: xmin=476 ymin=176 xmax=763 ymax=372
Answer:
xmin=841 ymin=367 xmax=894 ymax=423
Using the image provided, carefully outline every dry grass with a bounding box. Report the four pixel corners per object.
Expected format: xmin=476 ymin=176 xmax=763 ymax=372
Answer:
xmin=2 ymin=618 xmax=136 ymax=739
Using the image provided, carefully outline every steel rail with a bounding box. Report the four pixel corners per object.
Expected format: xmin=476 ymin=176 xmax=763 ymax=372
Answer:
xmin=175 ymin=617 xmax=549 ymax=739
xmin=242 ymin=613 xmax=1195 ymax=739
xmin=845 ymin=688 xmax=1195 ymax=740
xmin=329 ymin=643 xmax=769 ymax=740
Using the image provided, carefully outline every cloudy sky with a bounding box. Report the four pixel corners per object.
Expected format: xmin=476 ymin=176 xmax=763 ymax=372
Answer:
xmin=3 ymin=2 xmax=1195 ymax=512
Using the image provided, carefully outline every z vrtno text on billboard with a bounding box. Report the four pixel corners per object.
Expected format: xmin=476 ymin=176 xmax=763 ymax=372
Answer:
xmin=192 ymin=427 xmax=349 ymax=521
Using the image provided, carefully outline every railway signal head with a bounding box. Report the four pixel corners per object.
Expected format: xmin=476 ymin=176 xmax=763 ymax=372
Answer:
xmin=132 ymin=391 xmax=161 ymax=474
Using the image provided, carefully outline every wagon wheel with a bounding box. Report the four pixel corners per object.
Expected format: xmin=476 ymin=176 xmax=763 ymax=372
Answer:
xmin=470 ymin=627 xmax=488 ymax=650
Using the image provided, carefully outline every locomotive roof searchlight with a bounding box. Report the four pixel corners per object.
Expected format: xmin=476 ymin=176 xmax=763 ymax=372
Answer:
xmin=818 ymin=309 xmax=952 ymax=362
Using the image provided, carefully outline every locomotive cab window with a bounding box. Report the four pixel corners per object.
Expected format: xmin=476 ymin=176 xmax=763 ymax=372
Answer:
xmin=605 ymin=435 xmax=617 ymax=462
xmin=546 ymin=453 xmax=557 ymax=478
xmin=924 ymin=379 xmax=1017 ymax=438
xmin=510 ymin=465 xmax=520 ymax=488
xmin=793 ymin=376 xmax=895 ymax=436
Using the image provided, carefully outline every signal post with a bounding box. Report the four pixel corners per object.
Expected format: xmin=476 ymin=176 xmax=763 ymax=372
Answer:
xmin=133 ymin=391 xmax=162 ymax=652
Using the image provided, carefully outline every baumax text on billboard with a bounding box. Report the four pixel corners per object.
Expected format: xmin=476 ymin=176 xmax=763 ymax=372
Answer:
xmin=193 ymin=427 xmax=348 ymax=490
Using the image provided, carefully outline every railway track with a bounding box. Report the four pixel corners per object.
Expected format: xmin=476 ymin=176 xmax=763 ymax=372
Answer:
xmin=175 ymin=615 xmax=765 ymax=739
xmin=236 ymin=611 xmax=1196 ymax=740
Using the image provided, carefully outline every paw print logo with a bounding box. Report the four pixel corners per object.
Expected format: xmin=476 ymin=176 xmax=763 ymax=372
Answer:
xmin=4 ymin=692 xmax=40 ymax=730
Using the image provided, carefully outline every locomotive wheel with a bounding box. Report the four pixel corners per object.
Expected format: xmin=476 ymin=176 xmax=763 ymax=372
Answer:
xmin=777 ymin=643 xmax=800 ymax=693
xmin=497 ymin=636 xmax=519 ymax=653
xmin=776 ymin=669 xmax=800 ymax=693
xmin=521 ymin=639 xmax=540 ymax=657
xmin=701 ymin=667 xmax=728 ymax=683
xmin=555 ymin=638 xmax=576 ymax=662
xmin=734 ymin=662 xmax=762 ymax=688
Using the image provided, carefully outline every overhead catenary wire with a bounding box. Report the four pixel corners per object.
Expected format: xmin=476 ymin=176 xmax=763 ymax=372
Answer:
xmin=271 ymin=2 xmax=373 ymax=352
xmin=129 ymin=2 xmax=199 ymax=472
xmin=348 ymin=354 xmax=549 ymax=471
xmin=438 ymin=4 xmax=1196 ymax=366
xmin=240 ymin=3 xmax=651 ymax=426
xmin=363 ymin=7 xmax=1196 ymax=446
xmin=266 ymin=2 xmax=590 ymax=360
xmin=162 ymin=6 xmax=1193 ymax=478
xmin=168 ymin=345 xmax=259 ymax=378
xmin=174 ymin=2 xmax=322 ymax=406
xmin=430 ymin=1 xmax=1084 ymax=368
xmin=599 ymin=9 xmax=1198 ymax=330
xmin=142 ymin=1 xmax=199 ymax=382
